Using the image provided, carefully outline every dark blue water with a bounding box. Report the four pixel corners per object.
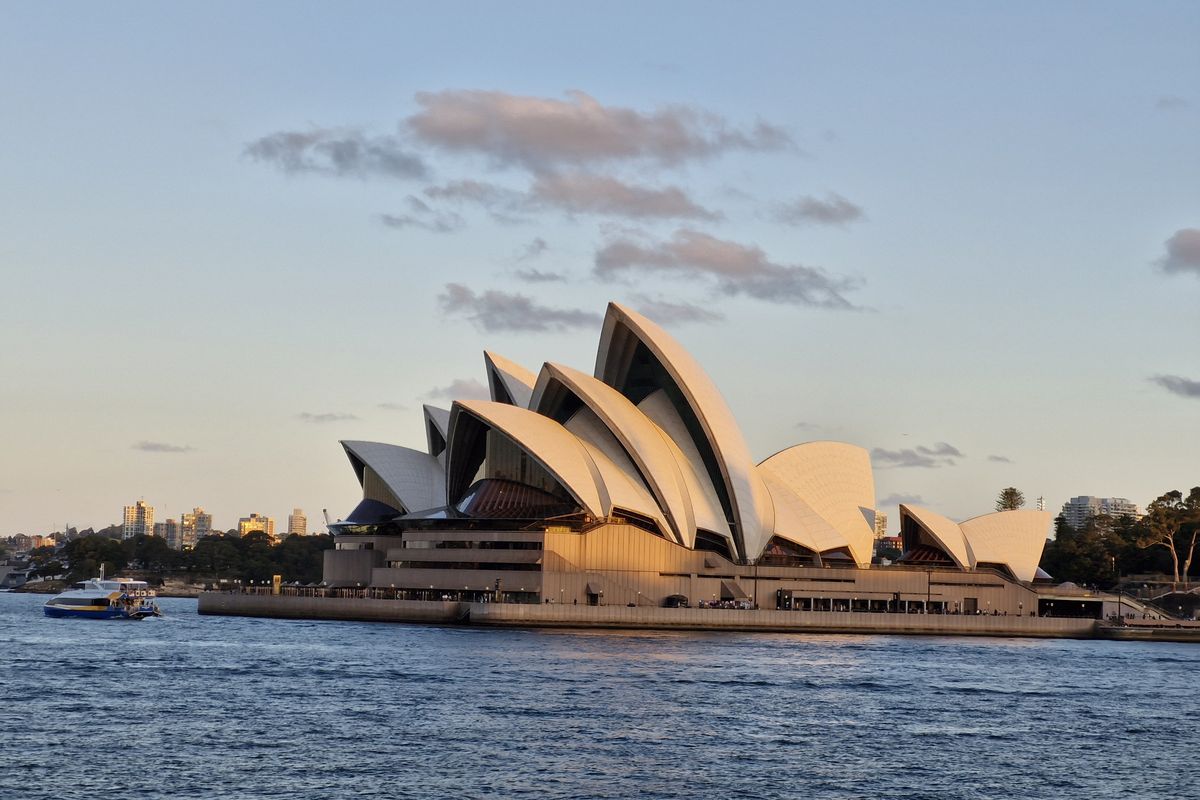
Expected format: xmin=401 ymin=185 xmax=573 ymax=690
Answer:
xmin=2 ymin=591 xmax=1197 ymax=799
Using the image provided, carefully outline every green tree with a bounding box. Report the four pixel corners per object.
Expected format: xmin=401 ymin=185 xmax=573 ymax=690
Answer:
xmin=1138 ymin=488 xmax=1200 ymax=586
xmin=995 ymin=487 xmax=1025 ymax=512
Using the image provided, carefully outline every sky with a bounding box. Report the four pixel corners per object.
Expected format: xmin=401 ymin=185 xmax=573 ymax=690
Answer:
xmin=1 ymin=1 xmax=1197 ymax=537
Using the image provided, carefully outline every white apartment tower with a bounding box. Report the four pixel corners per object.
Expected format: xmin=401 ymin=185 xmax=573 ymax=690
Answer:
xmin=1060 ymin=496 xmax=1141 ymax=529
xmin=122 ymin=500 xmax=154 ymax=539
xmin=287 ymin=508 xmax=307 ymax=537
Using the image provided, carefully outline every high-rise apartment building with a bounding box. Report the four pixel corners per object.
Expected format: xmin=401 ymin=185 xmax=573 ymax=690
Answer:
xmin=123 ymin=500 xmax=154 ymax=539
xmin=874 ymin=511 xmax=888 ymax=539
xmin=238 ymin=513 xmax=276 ymax=541
xmin=287 ymin=508 xmax=307 ymax=538
xmin=154 ymin=519 xmax=181 ymax=549
xmin=1060 ymin=496 xmax=1141 ymax=529
xmin=180 ymin=507 xmax=212 ymax=548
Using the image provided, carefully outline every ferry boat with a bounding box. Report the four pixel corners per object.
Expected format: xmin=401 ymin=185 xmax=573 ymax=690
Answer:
xmin=43 ymin=568 xmax=162 ymax=619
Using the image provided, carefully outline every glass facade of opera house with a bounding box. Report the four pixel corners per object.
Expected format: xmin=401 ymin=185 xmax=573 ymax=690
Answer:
xmin=322 ymin=302 xmax=1106 ymax=618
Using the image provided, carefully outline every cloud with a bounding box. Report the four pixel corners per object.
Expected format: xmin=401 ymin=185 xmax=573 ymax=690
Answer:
xmin=426 ymin=174 xmax=721 ymax=221
xmin=423 ymin=378 xmax=490 ymax=401
xmin=517 ymin=237 xmax=548 ymax=261
xmin=877 ymin=492 xmax=926 ymax=507
xmin=1156 ymin=95 xmax=1188 ymax=110
xmin=378 ymin=402 xmax=408 ymax=411
xmin=631 ymin=296 xmax=724 ymax=324
xmin=298 ymin=412 xmax=359 ymax=423
xmin=1150 ymin=374 xmax=1200 ymax=399
xmin=794 ymin=421 xmax=816 ymax=430
xmin=132 ymin=441 xmax=195 ymax=453
xmin=594 ymin=228 xmax=860 ymax=308
xmin=773 ymin=193 xmax=864 ymax=226
xmin=438 ymin=284 xmax=602 ymax=332
xmin=379 ymin=196 xmax=465 ymax=233
xmin=406 ymin=89 xmax=792 ymax=170
xmin=987 ymin=454 xmax=1014 ymax=463
xmin=515 ymin=268 xmax=567 ymax=283
xmin=245 ymin=128 xmax=426 ymax=179
xmin=529 ymin=172 xmax=721 ymax=220
xmin=871 ymin=442 xmax=964 ymax=469
xmin=1156 ymin=228 xmax=1200 ymax=277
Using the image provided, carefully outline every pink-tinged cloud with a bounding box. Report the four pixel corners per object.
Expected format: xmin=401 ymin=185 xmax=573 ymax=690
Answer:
xmin=407 ymin=89 xmax=792 ymax=170
xmin=595 ymin=228 xmax=860 ymax=308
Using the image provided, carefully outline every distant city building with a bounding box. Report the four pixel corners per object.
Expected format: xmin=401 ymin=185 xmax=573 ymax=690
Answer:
xmin=155 ymin=519 xmax=181 ymax=549
xmin=123 ymin=500 xmax=154 ymax=539
xmin=180 ymin=507 xmax=212 ymax=549
xmin=874 ymin=511 xmax=888 ymax=539
xmin=287 ymin=508 xmax=307 ymax=538
xmin=238 ymin=513 xmax=276 ymax=541
xmin=874 ymin=535 xmax=903 ymax=560
xmin=9 ymin=534 xmax=34 ymax=553
xmin=1060 ymin=496 xmax=1141 ymax=529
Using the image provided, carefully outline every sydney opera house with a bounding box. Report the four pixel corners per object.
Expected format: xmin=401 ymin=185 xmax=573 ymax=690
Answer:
xmin=325 ymin=302 xmax=1072 ymax=617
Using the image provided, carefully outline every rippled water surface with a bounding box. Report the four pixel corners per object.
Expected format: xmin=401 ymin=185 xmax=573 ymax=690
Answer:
xmin=2 ymin=591 xmax=1198 ymax=799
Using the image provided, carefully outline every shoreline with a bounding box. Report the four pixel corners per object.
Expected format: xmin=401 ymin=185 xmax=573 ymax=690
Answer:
xmin=196 ymin=591 xmax=1135 ymax=640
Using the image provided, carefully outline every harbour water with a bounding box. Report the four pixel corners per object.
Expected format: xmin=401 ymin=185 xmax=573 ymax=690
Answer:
xmin=2 ymin=591 xmax=1197 ymax=799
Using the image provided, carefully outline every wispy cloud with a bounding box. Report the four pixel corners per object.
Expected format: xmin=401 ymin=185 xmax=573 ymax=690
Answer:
xmin=380 ymin=197 xmax=465 ymax=233
xmin=529 ymin=172 xmax=721 ymax=220
xmin=517 ymin=237 xmax=549 ymax=261
xmin=298 ymin=412 xmax=359 ymax=424
xmin=871 ymin=442 xmax=964 ymax=469
xmin=515 ymin=268 xmax=567 ymax=283
xmin=132 ymin=441 xmax=195 ymax=453
xmin=772 ymin=193 xmax=864 ymax=226
xmin=406 ymin=89 xmax=793 ymax=170
xmin=378 ymin=402 xmax=408 ymax=411
xmin=1150 ymin=374 xmax=1200 ymax=399
xmin=1156 ymin=95 xmax=1189 ymax=111
xmin=425 ymin=174 xmax=721 ymax=222
xmin=438 ymin=284 xmax=601 ymax=333
xmin=1156 ymin=228 xmax=1200 ymax=277
xmin=423 ymin=378 xmax=490 ymax=401
xmin=877 ymin=492 xmax=926 ymax=507
xmin=244 ymin=128 xmax=427 ymax=180
xmin=987 ymin=454 xmax=1014 ymax=463
xmin=595 ymin=228 xmax=861 ymax=308
xmin=631 ymin=296 xmax=724 ymax=324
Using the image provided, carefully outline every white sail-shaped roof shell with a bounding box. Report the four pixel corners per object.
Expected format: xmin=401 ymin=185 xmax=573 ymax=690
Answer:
xmin=637 ymin=389 xmax=733 ymax=551
xmin=595 ymin=302 xmax=773 ymax=561
xmin=760 ymin=470 xmax=846 ymax=557
xmin=484 ymin=351 xmax=536 ymax=408
xmin=422 ymin=405 xmax=451 ymax=460
xmin=758 ymin=442 xmax=876 ymax=567
xmin=960 ymin=510 xmax=1052 ymax=583
xmin=340 ymin=440 xmax=445 ymax=514
xmin=449 ymin=400 xmax=605 ymax=517
xmin=531 ymin=362 xmax=697 ymax=547
xmin=898 ymin=504 xmax=971 ymax=569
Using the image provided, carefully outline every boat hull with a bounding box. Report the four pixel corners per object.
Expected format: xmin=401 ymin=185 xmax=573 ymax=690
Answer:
xmin=43 ymin=604 xmax=131 ymax=620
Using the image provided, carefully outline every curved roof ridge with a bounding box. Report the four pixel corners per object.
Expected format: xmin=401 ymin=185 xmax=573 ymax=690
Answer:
xmin=532 ymin=361 xmax=697 ymax=546
xmin=340 ymin=440 xmax=446 ymax=514
xmin=595 ymin=302 xmax=772 ymax=561
xmin=959 ymin=509 xmax=1053 ymax=583
xmin=483 ymin=351 xmax=537 ymax=408
xmin=450 ymin=399 xmax=604 ymax=517
xmin=897 ymin=503 xmax=971 ymax=569
xmin=758 ymin=441 xmax=875 ymax=567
